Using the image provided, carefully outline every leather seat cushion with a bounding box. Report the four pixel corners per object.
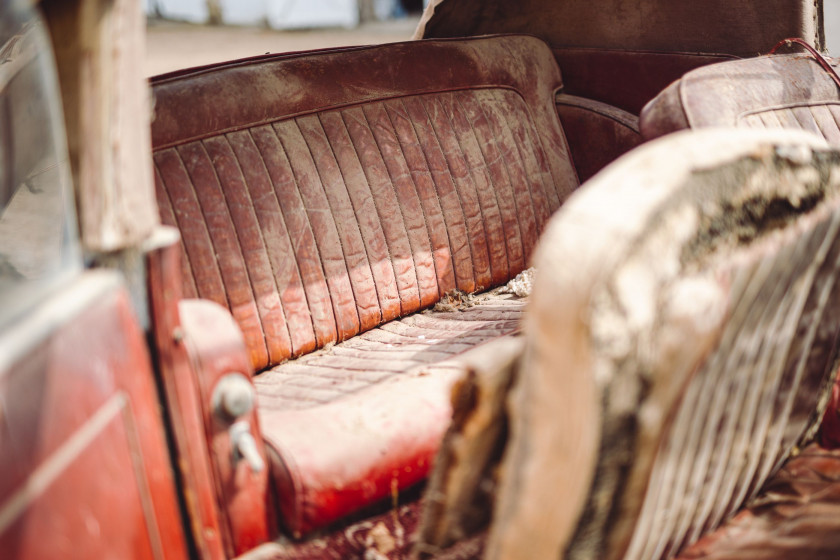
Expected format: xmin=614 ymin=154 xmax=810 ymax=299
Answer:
xmin=256 ymin=291 xmax=524 ymax=536
xmin=640 ymin=53 xmax=840 ymax=143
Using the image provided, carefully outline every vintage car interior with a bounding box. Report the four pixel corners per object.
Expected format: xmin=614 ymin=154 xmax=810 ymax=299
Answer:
xmin=2 ymin=0 xmax=840 ymax=558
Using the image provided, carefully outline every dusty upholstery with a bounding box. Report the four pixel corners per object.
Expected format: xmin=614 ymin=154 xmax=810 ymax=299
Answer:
xmin=152 ymin=35 xmax=574 ymax=371
xmin=150 ymin=35 xmax=576 ymax=535
xmin=640 ymin=53 xmax=840 ymax=142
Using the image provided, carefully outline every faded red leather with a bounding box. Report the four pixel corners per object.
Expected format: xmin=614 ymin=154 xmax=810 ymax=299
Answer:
xmin=178 ymin=299 xmax=273 ymax=554
xmin=152 ymin=35 xmax=574 ymax=371
xmin=676 ymin=444 xmax=840 ymax=560
xmin=150 ymin=35 xmax=575 ymax=536
xmin=555 ymin=93 xmax=641 ymax=181
xmin=640 ymin=54 xmax=840 ymax=143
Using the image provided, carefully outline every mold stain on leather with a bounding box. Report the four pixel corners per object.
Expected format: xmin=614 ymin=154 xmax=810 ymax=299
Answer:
xmin=681 ymin=150 xmax=840 ymax=266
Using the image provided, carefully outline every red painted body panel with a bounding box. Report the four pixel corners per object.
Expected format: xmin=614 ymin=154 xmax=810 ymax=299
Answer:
xmin=179 ymin=298 xmax=273 ymax=555
xmin=147 ymin=231 xmax=229 ymax=559
xmin=0 ymin=271 xmax=187 ymax=559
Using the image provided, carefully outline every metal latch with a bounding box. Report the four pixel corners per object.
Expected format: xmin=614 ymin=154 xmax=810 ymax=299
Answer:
xmin=211 ymin=373 xmax=265 ymax=473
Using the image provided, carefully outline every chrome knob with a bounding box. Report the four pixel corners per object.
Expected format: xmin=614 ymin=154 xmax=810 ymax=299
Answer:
xmin=212 ymin=373 xmax=255 ymax=421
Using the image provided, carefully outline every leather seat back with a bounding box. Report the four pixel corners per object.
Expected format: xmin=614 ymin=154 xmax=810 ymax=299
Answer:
xmin=150 ymin=35 xmax=577 ymax=371
xmin=640 ymin=53 xmax=840 ymax=144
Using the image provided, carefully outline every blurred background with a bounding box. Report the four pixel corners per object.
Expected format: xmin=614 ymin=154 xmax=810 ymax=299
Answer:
xmin=144 ymin=0 xmax=424 ymax=75
xmin=145 ymin=0 xmax=838 ymax=77
xmin=828 ymin=0 xmax=839 ymax=55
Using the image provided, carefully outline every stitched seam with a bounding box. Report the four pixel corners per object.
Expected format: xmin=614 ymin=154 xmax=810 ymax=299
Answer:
xmin=693 ymin=242 xmax=816 ymax=547
xmin=765 ymin=109 xmax=786 ymax=128
xmin=382 ymin=100 xmax=443 ymax=301
xmin=736 ymin=100 xmax=840 ymax=121
xmin=313 ymin=112 xmax=384 ymax=325
xmin=664 ymin=259 xmax=801 ymax=555
xmin=236 ymin=128 xmax=297 ymax=358
xmin=396 ymin=96 xmax=459 ymax=295
xmin=152 ymin=35 xmax=549 ymax=84
xmin=221 ymin=133 xmax=292 ymax=361
xmin=471 ymin=91 xmax=528 ymax=271
xmin=331 ymin=109 xmax=399 ymax=319
xmin=339 ymin=108 xmax=412 ymax=316
xmin=201 ymin=138 xmax=270 ymax=363
xmin=173 ymin=146 xmax=229 ymax=306
xmin=271 ymin=121 xmax=339 ymax=347
xmin=416 ymin=94 xmax=478 ymax=292
xmin=830 ymin=105 xmax=840 ymax=134
xmin=454 ymin=92 xmax=512 ymax=281
xmin=516 ymin=94 xmax=562 ymax=218
xmin=808 ymin=106 xmax=835 ymax=140
xmin=720 ymin=221 xmax=840 ymax=528
xmin=751 ymin=112 xmax=772 ymax=129
xmin=294 ymin=117 xmax=363 ymax=339
xmin=154 ymin=158 xmax=200 ymax=298
xmin=360 ymin=103 xmax=425 ymax=309
xmin=153 ymin=85 xmax=525 ymax=151
xmin=432 ymin=94 xmax=494 ymax=289
xmin=248 ymin=126 xmax=316 ymax=356
xmin=488 ymin=89 xmax=543 ymax=249
xmin=625 ymin=255 xmax=782 ymax=558
xmin=522 ymin=102 xmax=564 ymax=210
xmin=787 ymin=106 xmax=818 ymax=134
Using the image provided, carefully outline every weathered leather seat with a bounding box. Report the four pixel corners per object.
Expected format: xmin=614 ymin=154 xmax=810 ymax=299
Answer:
xmin=636 ymin=51 xmax=840 ymax=560
xmin=640 ymin=52 xmax=840 ymax=143
xmin=150 ymin=35 xmax=578 ymax=535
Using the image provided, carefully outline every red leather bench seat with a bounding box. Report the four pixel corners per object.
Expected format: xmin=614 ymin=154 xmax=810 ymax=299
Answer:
xmin=150 ymin=35 xmax=577 ymax=536
xmin=640 ymin=53 xmax=840 ymax=143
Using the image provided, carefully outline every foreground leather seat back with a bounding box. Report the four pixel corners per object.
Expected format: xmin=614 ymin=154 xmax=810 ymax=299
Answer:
xmin=150 ymin=35 xmax=577 ymax=372
xmin=640 ymin=53 xmax=840 ymax=143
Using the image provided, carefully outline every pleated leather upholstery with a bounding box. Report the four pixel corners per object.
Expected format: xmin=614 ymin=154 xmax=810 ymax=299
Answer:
xmin=256 ymin=296 xmax=524 ymax=410
xmin=151 ymin=35 xmax=576 ymax=372
xmin=640 ymin=53 xmax=840 ymax=144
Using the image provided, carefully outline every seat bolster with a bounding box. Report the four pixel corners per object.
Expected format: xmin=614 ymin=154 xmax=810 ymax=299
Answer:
xmin=639 ymin=79 xmax=689 ymax=141
xmin=555 ymin=94 xmax=642 ymax=181
xmin=261 ymin=370 xmax=462 ymax=537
